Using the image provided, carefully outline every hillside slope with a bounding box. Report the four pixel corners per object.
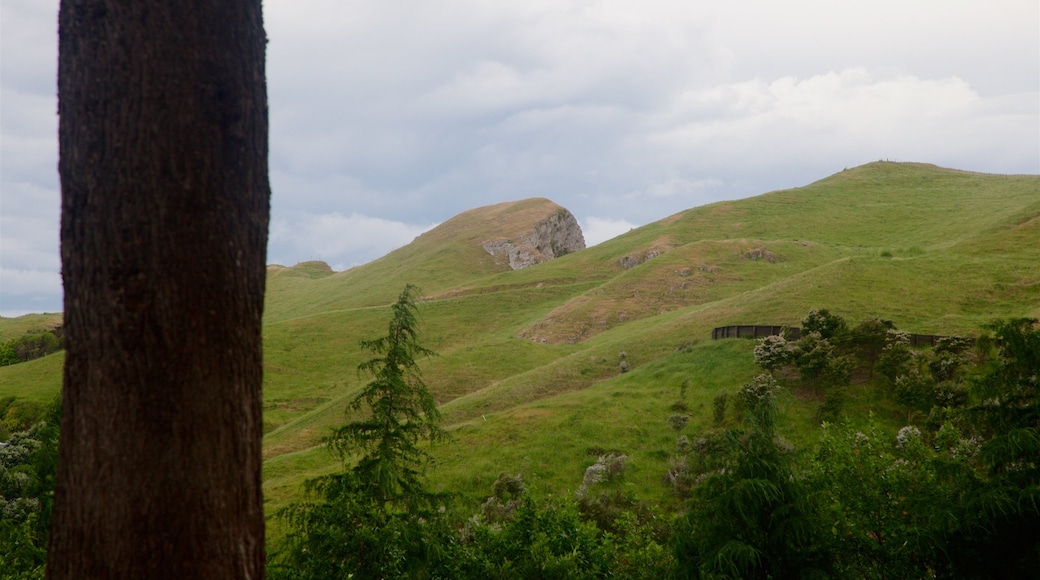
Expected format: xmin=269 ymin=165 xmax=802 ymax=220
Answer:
xmin=259 ymin=162 xmax=1040 ymax=506
xmin=2 ymin=162 xmax=1037 ymax=513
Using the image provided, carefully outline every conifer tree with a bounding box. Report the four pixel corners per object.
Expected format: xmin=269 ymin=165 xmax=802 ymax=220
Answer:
xmin=327 ymin=284 xmax=447 ymax=508
xmin=946 ymin=318 xmax=1040 ymax=577
xmin=270 ymin=285 xmax=455 ymax=579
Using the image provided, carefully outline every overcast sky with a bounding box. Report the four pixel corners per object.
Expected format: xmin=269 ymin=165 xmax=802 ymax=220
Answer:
xmin=1 ymin=0 xmax=1037 ymax=316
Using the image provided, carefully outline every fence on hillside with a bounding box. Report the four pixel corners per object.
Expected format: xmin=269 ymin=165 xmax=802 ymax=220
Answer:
xmin=711 ymin=325 xmax=801 ymax=341
xmin=710 ymin=325 xmax=970 ymax=347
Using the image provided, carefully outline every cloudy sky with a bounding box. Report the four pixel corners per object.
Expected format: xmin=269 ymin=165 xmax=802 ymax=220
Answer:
xmin=1 ymin=0 xmax=1037 ymax=316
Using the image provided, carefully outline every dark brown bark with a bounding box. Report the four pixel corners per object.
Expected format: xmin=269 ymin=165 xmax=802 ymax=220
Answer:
xmin=50 ymin=1 xmax=269 ymax=577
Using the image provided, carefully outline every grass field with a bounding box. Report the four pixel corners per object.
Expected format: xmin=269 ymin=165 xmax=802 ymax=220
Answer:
xmin=2 ymin=161 xmax=1038 ymax=529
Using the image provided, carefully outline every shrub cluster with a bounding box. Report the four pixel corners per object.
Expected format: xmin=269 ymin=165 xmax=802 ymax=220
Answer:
xmin=0 ymin=329 xmax=63 ymax=368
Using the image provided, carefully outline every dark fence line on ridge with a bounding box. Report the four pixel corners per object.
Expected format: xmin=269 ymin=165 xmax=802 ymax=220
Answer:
xmin=710 ymin=325 xmax=965 ymax=348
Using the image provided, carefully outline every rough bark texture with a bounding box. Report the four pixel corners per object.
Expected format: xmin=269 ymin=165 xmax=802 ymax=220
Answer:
xmin=50 ymin=1 xmax=269 ymax=577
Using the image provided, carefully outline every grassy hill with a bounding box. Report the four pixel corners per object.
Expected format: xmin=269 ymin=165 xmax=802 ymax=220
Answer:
xmin=2 ymin=161 xmax=1038 ymax=520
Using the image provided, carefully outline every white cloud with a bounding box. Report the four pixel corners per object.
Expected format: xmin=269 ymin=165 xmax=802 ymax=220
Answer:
xmin=0 ymin=268 xmax=62 ymax=317
xmin=0 ymin=268 xmax=60 ymax=297
xmin=580 ymin=217 xmax=638 ymax=247
xmin=268 ymin=212 xmax=437 ymax=270
xmin=0 ymin=184 xmax=58 ymax=262
xmin=642 ymin=68 xmax=1037 ymax=174
xmin=2 ymin=0 xmax=1037 ymax=313
xmin=625 ymin=178 xmax=724 ymax=200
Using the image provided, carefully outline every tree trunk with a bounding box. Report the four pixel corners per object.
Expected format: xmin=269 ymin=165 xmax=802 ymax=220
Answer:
xmin=49 ymin=1 xmax=269 ymax=577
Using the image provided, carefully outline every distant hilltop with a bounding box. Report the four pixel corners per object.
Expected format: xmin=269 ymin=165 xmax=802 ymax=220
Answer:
xmin=477 ymin=201 xmax=586 ymax=270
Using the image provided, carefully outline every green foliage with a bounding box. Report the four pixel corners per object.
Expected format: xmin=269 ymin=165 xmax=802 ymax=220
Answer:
xmin=268 ymin=471 xmax=465 ymax=580
xmin=928 ymin=335 xmax=973 ymax=382
xmin=0 ymin=344 xmax=19 ymax=367
xmin=894 ymin=367 xmax=935 ymax=421
xmin=847 ymin=317 xmax=894 ymax=377
xmin=736 ymin=373 xmax=780 ymax=412
xmin=270 ymin=285 xmax=457 ymax=577
xmin=801 ymin=308 xmax=848 ymax=342
xmin=0 ymin=395 xmax=60 ymax=580
xmin=674 ymin=384 xmax=832 ymax=579
xmin=464 ymin=496 xmax=614 ymax=579
xmin=668 ymin=413 xmax=690 ymax=433
xmin=482 ymin=472 xmax=527 ymax=523
xmin=817 ymin=388 xmax=847 ymax=423
xmin=792 ymin=331 xmax=853 ymax=393
xmin=711 ymin=392 xmax=728 ymax=426
xmin=474 ymin=472 xmax=674 ymax=579
xmin=876 ymin=329 xmax=914 ymax=384
xmin=811 ymin=421 xmax=974 ymax=578
xmin=944 ymin=318 xmax=1040 ymax=577
xmin=669 ymin=378 xmax=692 ymax=414
xmin=752 ymin=334 xmax=792 ymax=371
xmin=576 ymin=453 xmax=628 ymax=503
xmin=0 ymin=330 xmax=62 ymax=368
xmin=5 ymin=165 xmax=1040 ymax=566
xmin=0 ymin=400 xmax=47 ymax=440
xmin=326 ymin=284 xmax=448 ymax=509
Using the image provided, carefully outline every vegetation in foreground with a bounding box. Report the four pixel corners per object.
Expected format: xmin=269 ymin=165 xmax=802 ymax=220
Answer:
xmin=0 ymin=396 xmax=59 ymax=579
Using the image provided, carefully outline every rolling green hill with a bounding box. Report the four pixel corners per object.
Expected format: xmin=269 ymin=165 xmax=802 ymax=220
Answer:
xmin=2 ymin=161 xmax=1038 ymax=519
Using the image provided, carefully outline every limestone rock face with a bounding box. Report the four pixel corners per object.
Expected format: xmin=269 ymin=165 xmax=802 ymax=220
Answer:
xmin=482 ymin=208 xmax=586 ymax=269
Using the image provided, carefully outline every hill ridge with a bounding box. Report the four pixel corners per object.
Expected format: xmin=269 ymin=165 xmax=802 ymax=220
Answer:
xmin=3 ymin=161 xmax=1038 ymax=516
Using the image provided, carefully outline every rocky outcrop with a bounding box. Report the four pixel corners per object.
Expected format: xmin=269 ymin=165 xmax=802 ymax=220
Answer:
xmin=482 ymin=208 xmax=586 ymax=270
xmin=619 ymin=250 xmax=663 ymax=270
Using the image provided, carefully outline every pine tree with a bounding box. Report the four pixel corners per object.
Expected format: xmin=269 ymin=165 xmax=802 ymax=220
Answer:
xmin=327 ymin=284 xmax=447 ymax=508
xmin=270 ymin=285 xmax=456 ymax=579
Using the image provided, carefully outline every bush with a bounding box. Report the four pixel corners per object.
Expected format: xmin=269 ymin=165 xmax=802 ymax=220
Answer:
xmin=737 ymin=373 xmax=780 ymax=411
xmin=876 ymin=330 xmax=913 ymax=384
xmin=269 ymin=472 xmax=464 ymax=580
xmin=793 ymin=332 xmax=853 ymax=393
xmin=465 ymin=497 xmax=612 ymax=579
xmin=754 ymin=334 xmax=792 ymax=371
xmin=0 ymin=330 xmax=63 ymax=367
xmin=0 ymin=396 xmax=60 ymax=579
xmin=712 ymin=392 xmax=728 ymax=426
xmin=801 ymin=308 xmax=848 ymax=341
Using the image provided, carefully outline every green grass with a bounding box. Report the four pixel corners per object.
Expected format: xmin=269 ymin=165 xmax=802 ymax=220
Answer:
xmin=0 ymin=313 xmax=62 ymax=343
xmin=1 ymin=162 xmax=1037 ymax=535
xmin=0 ymin=353 xmax=63 ymax=404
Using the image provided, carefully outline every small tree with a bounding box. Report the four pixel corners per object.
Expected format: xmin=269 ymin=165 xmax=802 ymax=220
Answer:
xmin=876 ymin=330 xmax=914 ymax=384
xmin=327 ymin=284 xmax=447 ymax=509
xmin=270 ymin=286 xmax=455 ymax=579
xmin=801 ymin=308 xmax=848 ymax=342
xmin=848 ymin=317 xmax=894 ymax=379
xmin=754 ymin=334 xmax=792 ymax=372
xmin=793 ymin=331 xmax=853 ymax=394
xmin=928 ymin=336 xmax=973 ymax=382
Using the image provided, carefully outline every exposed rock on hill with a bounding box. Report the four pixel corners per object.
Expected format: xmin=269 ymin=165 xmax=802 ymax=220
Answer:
xmin=482 ymin=207 xmax=586 ymax=269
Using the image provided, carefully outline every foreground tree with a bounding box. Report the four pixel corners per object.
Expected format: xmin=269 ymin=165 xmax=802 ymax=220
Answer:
xmin=50 ymin=1 xmax=270 ymax=576
xmin=674 ymin=383 xmax=832 ymax=579
xmin=945 ymin=318 xmax=1040 ymax=577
